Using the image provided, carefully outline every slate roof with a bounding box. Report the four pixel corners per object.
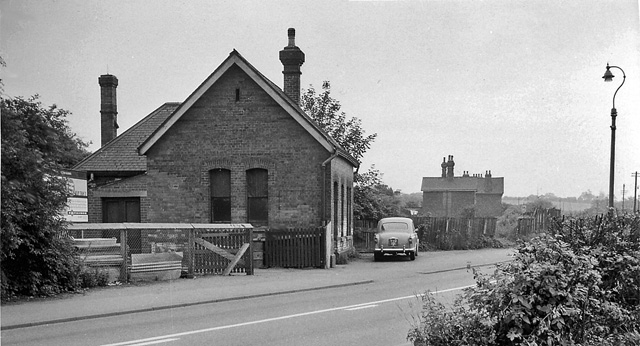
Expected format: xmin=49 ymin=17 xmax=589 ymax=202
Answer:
xmin=73 ymin=103 xmax=180 ymax=173
xmin=421 ymin=176 xmax=504 ymax=194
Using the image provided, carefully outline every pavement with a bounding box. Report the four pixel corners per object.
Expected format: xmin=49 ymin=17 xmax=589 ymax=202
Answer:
xmin=1 ymin=248 xmax=515 ymax=330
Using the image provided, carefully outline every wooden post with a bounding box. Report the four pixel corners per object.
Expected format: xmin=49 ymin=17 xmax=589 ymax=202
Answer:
xmin=324 ymin=222 xmax=331 ymax=269
xmin=188 ymin=229 xmax=194 ymax=277
xmin=247 ymin=227 xmax=254 ymax=275
xmin=119 ymin=229 xmax=127 ymax=282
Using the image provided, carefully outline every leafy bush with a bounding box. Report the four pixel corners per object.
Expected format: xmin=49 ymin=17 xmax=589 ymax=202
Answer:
xmin=417 ymin=223 xmax=502 ymax=251
xmin=1 ymin=96 xmax=89 ymax=300
xmin=79 ymin=266 xmax=110 ymax=288
xmin=496 ymin=204 xmax=522 ymax=241
xmin=408 ymin=213 xmax=640 ymax=346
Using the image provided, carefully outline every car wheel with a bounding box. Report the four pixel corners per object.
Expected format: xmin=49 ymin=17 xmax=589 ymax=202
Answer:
xmin=409 ymin=251 xmax=416 ymax=261
xmin=374 ymin=252 xmax=382 ymax=262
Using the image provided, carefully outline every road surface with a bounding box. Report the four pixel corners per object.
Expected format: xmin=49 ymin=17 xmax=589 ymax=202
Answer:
xmin=2 ymin=253 xmax=506 ymax=346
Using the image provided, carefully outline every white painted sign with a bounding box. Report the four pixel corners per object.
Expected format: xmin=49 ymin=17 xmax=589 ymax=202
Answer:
xmin=60 ymin=169 xmax=88 ymax=222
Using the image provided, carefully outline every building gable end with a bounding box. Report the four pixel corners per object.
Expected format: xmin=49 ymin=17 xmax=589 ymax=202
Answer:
xmin=139 ymin=51 xmax=334 ymax=155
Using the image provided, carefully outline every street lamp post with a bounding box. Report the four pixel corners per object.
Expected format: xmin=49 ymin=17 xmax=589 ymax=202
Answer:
xmin=602 ymin=63 xmax=626 ymax=210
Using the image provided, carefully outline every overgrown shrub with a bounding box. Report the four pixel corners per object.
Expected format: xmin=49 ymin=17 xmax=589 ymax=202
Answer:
xmin=1 ymin=96 xmax=89 ymax=300
xmin=495 ymin=205 xmax=522 ymax=241
xmin=409 ymin=213 xmax=640 ymax=346
xmin=417 ymin=223 xmax=502 ymax=251
xmin=79 ymin=266 xmax=110 ymax=288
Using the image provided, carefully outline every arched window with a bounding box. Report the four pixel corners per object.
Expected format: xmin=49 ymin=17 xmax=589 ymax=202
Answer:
xmin=210 ymin=169 xmax=231 ymax=222
xmin=347 ymin=187 xmax=352 ymax=236
xmin=246 ymin=168 xmax=268 ymax=225
xmin=341 ymin=184 xmax=345 ymax=237
xmin=333 ymin=181 xmax=339 ymax=240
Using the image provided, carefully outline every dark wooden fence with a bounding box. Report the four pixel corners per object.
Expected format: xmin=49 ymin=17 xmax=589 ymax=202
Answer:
xmin=417 ymin=217 xmax=497 ymax=250
xmin=264 ymin=227 xmax=326 ymax=268
xmin=516 ymin=208 xmax=562 ymax=236
xmin=354 ymin=217 xmax=497 ymax=251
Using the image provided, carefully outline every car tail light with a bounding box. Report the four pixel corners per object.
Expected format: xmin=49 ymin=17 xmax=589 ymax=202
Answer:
xmin=408 ymin=237 xmax=413 ymax=245
xmin=374 ymin=235 xmax=379 ymax=244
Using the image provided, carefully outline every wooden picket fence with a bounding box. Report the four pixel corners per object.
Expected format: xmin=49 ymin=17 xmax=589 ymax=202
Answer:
xmin=417 ymin=217 xmax=496 ymax=250
xmin=264 ymin=227 xmax=326 ymax=268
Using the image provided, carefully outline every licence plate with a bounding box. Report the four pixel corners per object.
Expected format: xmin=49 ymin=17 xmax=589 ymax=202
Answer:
xmin=389 ymin=239 xmax=398 ymax=246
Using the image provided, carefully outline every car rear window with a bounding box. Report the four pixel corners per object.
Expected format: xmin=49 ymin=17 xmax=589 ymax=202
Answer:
xmin=380 ymin=222 xmax=410 ymax=232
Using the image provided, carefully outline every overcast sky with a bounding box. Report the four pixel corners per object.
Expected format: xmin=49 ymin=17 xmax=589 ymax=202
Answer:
xmin=2 ymin=0 xmax=639 ymax=198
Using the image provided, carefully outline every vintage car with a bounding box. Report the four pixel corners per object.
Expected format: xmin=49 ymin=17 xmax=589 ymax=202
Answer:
xmin=374 ymin=217 xmax=419 ymax=261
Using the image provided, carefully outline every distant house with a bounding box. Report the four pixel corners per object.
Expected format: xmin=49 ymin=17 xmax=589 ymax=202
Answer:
xmin=421 ymin=155 xmax=504 ymax=217
xmin=73 ymin=29 xmax=358 ymax=255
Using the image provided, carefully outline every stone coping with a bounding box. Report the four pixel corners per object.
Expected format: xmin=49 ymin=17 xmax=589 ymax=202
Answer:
xmin=67 ymin=223 xmax=254 ymax=230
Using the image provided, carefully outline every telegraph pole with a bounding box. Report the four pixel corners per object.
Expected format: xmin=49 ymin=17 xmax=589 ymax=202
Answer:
xmin=622 ymin=184 xmax=625 ymax=211
xmin=633 ymin=171 xmax=639 ymax=213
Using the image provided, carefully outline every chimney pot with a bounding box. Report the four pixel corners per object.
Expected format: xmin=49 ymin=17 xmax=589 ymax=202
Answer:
xmin=288 ymin=28 xmax=296 ymax=46
xmin=279 ymin=28 xmax=305 ymax=104
xmin=446 ymin=155 xmax=455 ymax=178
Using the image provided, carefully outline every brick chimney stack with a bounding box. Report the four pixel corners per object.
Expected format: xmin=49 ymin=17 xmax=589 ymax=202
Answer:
xmin=484 ymin=170 xmax=493 ymax=192
xmin=441 ymin=157 xmax=447 ymax=178
xmin=279 ymin=28 xmax=305 ymax=104
xmin=446 ymin=155 xmax=455 ymax=178
xmin=98 ymin=74 xmax=119 ymax=146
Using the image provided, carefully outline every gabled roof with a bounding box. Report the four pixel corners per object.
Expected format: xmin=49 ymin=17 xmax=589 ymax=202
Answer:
xmin=138 ymin=50 xmax=358 ymax=167
xmin=73 ymin=103 xmax=180 ymax=173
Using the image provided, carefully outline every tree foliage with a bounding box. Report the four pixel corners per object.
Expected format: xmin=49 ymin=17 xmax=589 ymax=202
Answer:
xmin=1 ymin=96 xmax=90 ymax=298
xmin=353 ymin=165 xmax=405 ymax=220
xmin=300 ymin=81 xmax=406 ymax=220
xmin=300 ymin=81 xmax=377 ymax=166
xmin=409 ymin=213 xmax=640 ymax=345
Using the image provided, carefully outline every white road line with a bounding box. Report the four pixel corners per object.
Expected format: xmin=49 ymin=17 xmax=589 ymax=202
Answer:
xmin=129 ymin=338 xmax=179 ymax=346
xmin=99 ymin=284 xmax=473 ymax=346
xmin=345 ymin=304 xmax=378 ymax=311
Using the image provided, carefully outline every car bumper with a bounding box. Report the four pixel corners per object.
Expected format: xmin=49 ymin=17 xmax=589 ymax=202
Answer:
xmin=374 ymin=246 xmax=414 ymax=254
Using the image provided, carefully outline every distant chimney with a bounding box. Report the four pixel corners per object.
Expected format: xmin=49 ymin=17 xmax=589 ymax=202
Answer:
xmin=279 ymin=28 xmax=305 ymax=104
xmin=99 ymin=74 xmax=119 ymax=146
xmin=441 ymin=157 xmax=447 ymax=178
xmin=484 ymin=170 xmax=493 ymax=192
xmin=446 ymin=155 xmax=455 ymax=178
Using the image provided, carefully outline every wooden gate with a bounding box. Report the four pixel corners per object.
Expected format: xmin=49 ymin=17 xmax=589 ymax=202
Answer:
xmin=189 ymin=227 xmax=253 ymax=275
xmin=265 ymin=227 xmax=325 ymax=268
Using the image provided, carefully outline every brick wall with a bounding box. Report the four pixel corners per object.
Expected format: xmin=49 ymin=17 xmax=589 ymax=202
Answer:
xmin=475 ymin=193 xmax=502 ymax=217
xmin=423 ymin=191 xmax=445 ymax=216
xmin=422 ymin=191 xmax=475 ymax=217
xmin=449 ymin=191 xmax=476 ymax=216
xmin=145 ymin=65 xmax=333 ymax=227
xmin=330 ymin=157 xmax=354 ymax=235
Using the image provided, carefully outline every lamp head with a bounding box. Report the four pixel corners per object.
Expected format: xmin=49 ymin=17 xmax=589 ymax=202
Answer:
xmin=602 ymin=63 xmax=615 ymax=82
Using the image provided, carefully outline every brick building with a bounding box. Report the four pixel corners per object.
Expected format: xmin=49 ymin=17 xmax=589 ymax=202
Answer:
xmin=421 ymin=155 xmax=504 ymax=217
xmin=73 ymin=29 xmax=358 ymax=253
